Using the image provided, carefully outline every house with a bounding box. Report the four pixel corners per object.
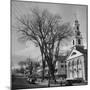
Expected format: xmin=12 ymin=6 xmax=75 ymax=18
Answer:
xmin=55 ymin=56 xmax=67 ymax=79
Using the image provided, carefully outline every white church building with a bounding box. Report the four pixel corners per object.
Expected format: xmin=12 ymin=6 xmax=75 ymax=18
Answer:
xmin=66 ymin=48 xmax=85 ymax=80
xmin=65 ymin=18 xmax=87 ymax=82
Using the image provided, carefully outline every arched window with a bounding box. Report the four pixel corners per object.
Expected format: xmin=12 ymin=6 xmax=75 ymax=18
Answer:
xmin=77 ymin=26 xmax=79 ymax=30
xmin=78 ymin=39 xmax=81 ymax=44
xmin=73 ymin=40 xmax=74 ymax=45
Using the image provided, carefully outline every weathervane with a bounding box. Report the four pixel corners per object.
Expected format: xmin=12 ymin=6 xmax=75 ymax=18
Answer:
xmin=74 ymin=13 xmax=77 ymax=20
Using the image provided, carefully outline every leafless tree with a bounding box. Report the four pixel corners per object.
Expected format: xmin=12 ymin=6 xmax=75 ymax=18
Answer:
xmin=16 ymin=8 xmax=74 ymax=84
xmin=18 ymin=61 xmax=25 ymax=68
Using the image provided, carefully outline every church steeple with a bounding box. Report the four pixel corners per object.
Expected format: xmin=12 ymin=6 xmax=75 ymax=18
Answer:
xmin=72 ymin=18 xmax=84 ymax=49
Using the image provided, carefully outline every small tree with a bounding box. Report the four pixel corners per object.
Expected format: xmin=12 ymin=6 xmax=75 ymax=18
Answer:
xmin=18 ymin=61 xmax=26 ymax=74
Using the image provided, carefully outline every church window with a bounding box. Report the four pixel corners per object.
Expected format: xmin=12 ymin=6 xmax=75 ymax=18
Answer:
xmin=77 ymin=26 xmax=79 ymax=30
xmin=78 ymin=39 xmax=81 ymax=44
xmin=77 ymin=59 xmax=81 ymax=65
xmin=73 ymin=40 xmax=74 ymax=45
xmin=77 ymin=31 xmax=80 ymax=35
xmin=61 ymin=65 xmax=64 ymax=68
xmin=68 ymin=62 xmax=71 ymax=67
xmin=72 ymin=60 xmax=74 ymax=66
xmin=61 ymin=60 xmax=64 ymax=63
xmin=71 ymin=52 xmax=76 ymax=56
xmin=65 ymin=64 xmax=67 ymax=68
xmin=77 ymin=59 xmax=79 ymax=65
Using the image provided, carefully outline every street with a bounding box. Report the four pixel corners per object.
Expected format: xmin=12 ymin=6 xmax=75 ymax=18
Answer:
xmin=12 ymin=76 xmax=47 ymax=90
xmin=12 ymin=75 xmax=87 ymax=90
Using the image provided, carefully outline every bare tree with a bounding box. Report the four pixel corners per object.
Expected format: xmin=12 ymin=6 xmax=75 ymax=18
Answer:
xmin=18 ymin=61 xmax=26 ymax=73
xmin=16 ymin=8 xmax=74 ymax=83
xmin=18 ymin=61 xmax=25 ymax=68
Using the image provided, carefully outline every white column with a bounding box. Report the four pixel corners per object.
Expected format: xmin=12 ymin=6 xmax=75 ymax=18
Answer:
xmin=81 ymin=56 xmax=85 ymax=81
xmin=66 ymin=61 xmax=69 ymax=79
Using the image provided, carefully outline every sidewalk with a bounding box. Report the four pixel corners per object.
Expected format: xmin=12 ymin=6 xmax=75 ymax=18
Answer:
xmin=35 ymin=79 xmax=63 ymax=87
xmin=35 ymin=80 xmax=48 ymax=86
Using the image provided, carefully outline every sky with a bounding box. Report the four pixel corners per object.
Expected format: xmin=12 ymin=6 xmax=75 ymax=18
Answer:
xmin=11 ymin=0 xmax=88 ymax=67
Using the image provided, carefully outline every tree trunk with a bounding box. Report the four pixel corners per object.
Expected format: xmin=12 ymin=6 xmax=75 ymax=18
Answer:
xmin=41 ymin=53 xmax=45 ymax=81
xmin=42 ymin=61 xmax=45 ymax=81
xmin=46 ymin=56 xmax=56 ymax=83
xmin=49 ymin=64 xmax=56 ymax=83
xmin=48 ymin=70 xmax=50 ymax=87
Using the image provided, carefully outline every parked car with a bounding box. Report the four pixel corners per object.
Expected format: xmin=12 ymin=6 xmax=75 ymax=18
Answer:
xmin=25 ymin=72 xmax=41 ymax=84
xmin=65 ymin=78 xmax=84 ymax=86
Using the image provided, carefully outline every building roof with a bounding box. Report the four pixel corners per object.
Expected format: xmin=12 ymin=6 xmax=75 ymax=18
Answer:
xmin=76 ymin=46 xmax=87 ymax=54
xmin=57 ymin=56 xmax=67 ymax=61
xmin=66 ymin=47 xmax=83 ymax=61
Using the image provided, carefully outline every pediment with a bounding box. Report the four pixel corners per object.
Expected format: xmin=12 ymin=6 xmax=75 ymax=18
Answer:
xmin=66 ymin=49 xmax=83 ymax=60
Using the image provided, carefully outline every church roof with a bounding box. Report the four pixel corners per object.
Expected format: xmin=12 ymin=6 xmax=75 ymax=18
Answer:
xmin=57 ymin=56 xmax=67 ymax=61
xmin=66 ymin=47 xmax=83 ymax=61
xmin=76 ymin=46 xmax=87 ymax=54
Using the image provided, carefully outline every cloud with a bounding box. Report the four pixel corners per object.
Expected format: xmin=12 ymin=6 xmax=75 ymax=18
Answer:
xmin=12 ymin=46 xmax=41 ymax=67
xmin=12 ymin=55 xmax=26 ymax=67
xmin=15 ymin=46 xmax=41 ymax=57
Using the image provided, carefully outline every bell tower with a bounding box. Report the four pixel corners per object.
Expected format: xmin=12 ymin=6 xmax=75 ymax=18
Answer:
xmin=72 ymin=18 xmax=84 ymax=49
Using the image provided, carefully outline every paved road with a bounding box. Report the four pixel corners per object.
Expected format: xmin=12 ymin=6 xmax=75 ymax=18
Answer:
xmin=12 ymin=76 xmax=47 ymax=90
xmin=12 ymin=76 xmax=65 ymax=89
xmin=12 ymin=75 xmax=87 ymax=90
